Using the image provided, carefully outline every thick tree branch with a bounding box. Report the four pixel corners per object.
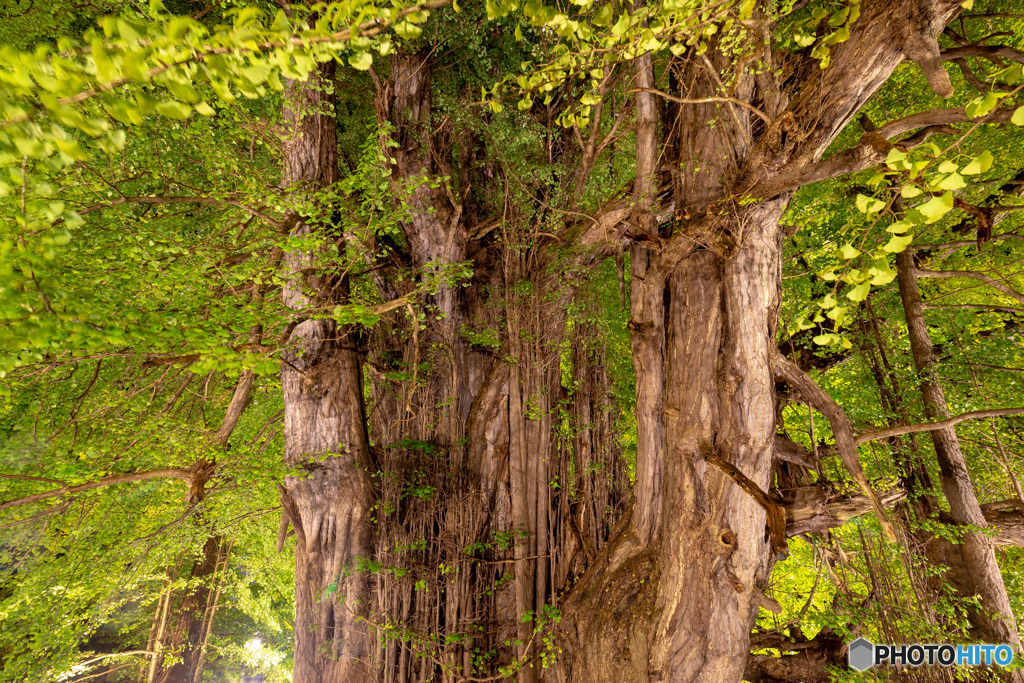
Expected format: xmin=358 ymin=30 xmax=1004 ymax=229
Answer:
xmin=771 ymin=349 xmax=897 ymax=541
xmin=904 ymin=32 xmax=954 ymax=97
xmin=750 ymin=106 xmax=1017 ymax=200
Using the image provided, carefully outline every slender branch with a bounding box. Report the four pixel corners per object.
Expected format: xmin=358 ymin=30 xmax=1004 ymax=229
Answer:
xmin=855 ymin=407 xmax=1024 ymax=446
xmin=0 ymin=501 xmax=71 ymax=530
xmin=72 ymin=195 xmax=285 ymax=228
xmin=922 ymin=303 xmax=1024 ymax=314
xmin=915 ymin=268 xmax=1024 ymax=304
xmin=942 ymin=45 xmax=1024 ymax=63
xmin=0 ymin=469 xmax=192 ymax=511
xmin=0 ymin=472 xmax=65 ymax=484
xmin=913 ymin=233 xmax=1024 ymax=250
xmin=633 ymin=87 xmax=772 ymax=125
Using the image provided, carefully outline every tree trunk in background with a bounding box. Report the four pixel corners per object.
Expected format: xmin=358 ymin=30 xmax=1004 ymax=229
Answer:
xmin=157 ymin=537 xmax=231 ymax=683
xmin=156 ymin=372 xmax=254 ymax=683
xmin=897 ymin=249 xmax=1022 ymax=661
xmin=279 ymin=61 xmax=376 ymax=683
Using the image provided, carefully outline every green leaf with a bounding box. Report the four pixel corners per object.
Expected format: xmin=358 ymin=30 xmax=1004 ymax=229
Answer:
xmin=1012 ymin=106 xmax=1024 ymax=126
xmin=869 ymin=263 xmax=896 ymax=285
xmin=813 ymin=332 xmax=839 ymax=346
xmin=349 ymin=51 xmax=373 ymax=71
xmin=611 ymin=13 xmax=629 ymax=36
xmin=847 ymin=282 xmax=870 ymax=302
xmin=887 ymin=219 xmax=913 ymax=234
xmin=961 ymin=150 xmax=993 ymax=175
xmin=394 ymin=21 xmax=423 ymax=39
xmin=855 ymin=194 xmax=885 ymax=214
xmin=918 ymin=192 xmax=954 ymax=223
xmin=794 ymin=32 xmax=815 ymax=47
xmin=901 ymin=185 xmax=922 ymax=198
xmin=593 ymin=4 xmax=613 ymax=26
xmin=885 ymin=148 xmax=910 ymax=171
xmin=932 ymin=172 xmax=965 ymax=191
xmin=155 ymin=100 xmax=191 ymax=120
xmin=836 ymin=243 xmax=861 ymax=260
xmin=883 ymin=234 xmax=914 ymax=253
xmin=966 ymin=91 xmax=999 ymax=118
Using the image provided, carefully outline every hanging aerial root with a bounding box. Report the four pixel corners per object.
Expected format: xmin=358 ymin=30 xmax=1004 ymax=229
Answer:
xmin=771 ymin=349 xmax=898 ymax=543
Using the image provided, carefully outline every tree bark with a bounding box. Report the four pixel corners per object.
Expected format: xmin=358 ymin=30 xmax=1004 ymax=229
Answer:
xmin=279 ymin=60 xmax=376 ymax=683
xmin=897 ymin=249 xmax=1022 ymax=657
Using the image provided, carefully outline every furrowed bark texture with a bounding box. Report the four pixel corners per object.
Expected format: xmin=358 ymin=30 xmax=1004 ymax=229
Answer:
xmin=897 ymin=249 xmax=1022 ymax=660
xmin=280 ymin=61 xmax=376 ymax=683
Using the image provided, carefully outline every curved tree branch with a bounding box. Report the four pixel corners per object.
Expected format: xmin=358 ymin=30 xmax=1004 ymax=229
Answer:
xmin=771 ymin=349 xmax=897 ymax=542
xmin=915 ymin=267 xmax=1024 ymax=304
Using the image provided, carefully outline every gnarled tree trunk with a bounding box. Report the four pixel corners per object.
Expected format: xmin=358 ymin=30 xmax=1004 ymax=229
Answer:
xmin=279 ymin=61 xmax=376 ymax=683
xmin=560 ymin=1 xmax=965 ymax=680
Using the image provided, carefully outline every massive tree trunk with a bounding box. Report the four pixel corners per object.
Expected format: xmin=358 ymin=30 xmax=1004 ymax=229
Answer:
xmin=270 ymin=2 xmax=986 ymax=682
xmin=278 ymin=61 xmax=376 ymax=683
xmin=560 ymin=1 xmax=964 ymax=680
xmin=897 ymin=249 xmax=1022 ymax=658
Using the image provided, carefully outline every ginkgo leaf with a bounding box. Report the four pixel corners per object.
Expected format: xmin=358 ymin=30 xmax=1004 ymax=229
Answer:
xmin=931 ymin=172 xmax=965 ymax=190
xmin=918 ymin=192 xmax=954 ymax=223
xmin=836 ymin=243 xmax=861 ymax=259
xmin=855 ymin=194 xmax=885 ymax=214
xmin=883 ymin=234 xmax=914 ymax=253
xmin=349 ymin=51 xmax=373 ymax=70
xmin=961 ymin=150 xmax=993 ymax=175
xmin=847 ymin=282 xmax=871 ymax=302
xmin=887 ymin=219 xmax=912 ymax=234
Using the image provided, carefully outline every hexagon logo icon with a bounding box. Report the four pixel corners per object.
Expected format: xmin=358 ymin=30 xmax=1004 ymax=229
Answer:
xmin=848 ymin=637 xmax=875 ymax=671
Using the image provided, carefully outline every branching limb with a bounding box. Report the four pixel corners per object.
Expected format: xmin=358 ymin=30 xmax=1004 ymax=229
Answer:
xmin=633 ymin=87 xmax=772 ymax=125
xmin=904 ymin=32 xmax=954 ymax=97
xmin=771 ymin=349 xmax=897 ymax=542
